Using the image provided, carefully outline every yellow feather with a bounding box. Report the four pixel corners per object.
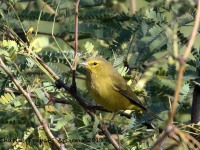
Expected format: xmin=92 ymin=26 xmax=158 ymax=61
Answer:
xmin=81 ymin=57 xmax=161 ymax=120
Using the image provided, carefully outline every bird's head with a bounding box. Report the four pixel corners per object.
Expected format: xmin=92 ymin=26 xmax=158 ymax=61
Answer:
xmin=80 ymin=57 xmax=111 ymax=75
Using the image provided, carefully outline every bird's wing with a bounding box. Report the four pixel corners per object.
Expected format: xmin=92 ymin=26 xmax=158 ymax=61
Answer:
xmin=111 ymin=72 xmax=147 ymax=111
xmin=110 ymin=71 xmax=164 ymax=120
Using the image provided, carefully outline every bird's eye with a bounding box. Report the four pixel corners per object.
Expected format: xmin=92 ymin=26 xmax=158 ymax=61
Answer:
xmin=93 ymin=62 xmax=97 ymax=65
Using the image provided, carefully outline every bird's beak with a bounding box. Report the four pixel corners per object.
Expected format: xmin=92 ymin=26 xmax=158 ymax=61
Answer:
xmin=80 ymin=61 xmax=88 ymax=66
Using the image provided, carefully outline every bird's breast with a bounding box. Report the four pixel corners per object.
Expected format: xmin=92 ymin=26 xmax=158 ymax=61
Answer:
xmin=86 ymin=74 xmax=132 ymax=111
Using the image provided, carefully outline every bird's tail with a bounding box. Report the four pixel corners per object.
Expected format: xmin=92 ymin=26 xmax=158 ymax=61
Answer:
xmin=147 ymin=110 xmax=163 ymax=121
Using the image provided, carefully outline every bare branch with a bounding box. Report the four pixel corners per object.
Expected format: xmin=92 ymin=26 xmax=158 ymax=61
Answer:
xmin=0 ymin=58 xmax=63 ymax=149
xmin=70 ymin=0 xmax=80 ymax=93
xmin=151 ymin=1 xmax=200 ymax=149
xmin=168 ymin=0 xmax=200 ymax=125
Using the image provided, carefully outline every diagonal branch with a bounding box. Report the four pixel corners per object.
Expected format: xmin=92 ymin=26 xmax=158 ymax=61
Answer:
xmin=151 ymin=1 xmax=200 ymax=149
xmin=0 ymin=58 xmax=63 ymax=150
xmin=4 ymin=2 xmax=122 ymax=149
xmin=168 ymin=0 xmax=200 ymax=125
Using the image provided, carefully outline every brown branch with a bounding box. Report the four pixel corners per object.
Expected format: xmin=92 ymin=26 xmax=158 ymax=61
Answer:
xmin=175 ymin=127 xmax=200 ymax=149
xmin=182 ymin=130 xmax=200 ymax=148
xmin=5 ymin=87 xmax=73 ymax=104
xmin=168 ymin=0 xmax=200 ymax=125
xmin=5 ymin=87 xmax=133 ymax=119
xmin=151 ymin=1 xmax=200 ymax=149
xmin=35 ymin=55 xmax=60 ymax=80
xmin=70 ymin=0 xmax=80 ymax=93
xmin=150 ymin=125 xmax=175 ymax=150
xmin=0 ymin=58 xmax=62 ymax=149
xmin=85 ymin=109 xmax=121 ymax=149
xmin=5 ymin=87 xmax=135 ymax=122
xmin=130 ymin=0 xmax=136 ymax=15
xmin=183 ymin=6 xmax=200 ymax=60
xmin=5 ymin=88 xmax=37 ymax=98
xmin=168 ymin=58 xmax=185 ymax=125
xmin=98 ymin=123 xmax=121 ymax=149
xmin=74 ymin=0 xmax=79 ymax=59
xmin=5 ymin=87 xmax=108 ymax=109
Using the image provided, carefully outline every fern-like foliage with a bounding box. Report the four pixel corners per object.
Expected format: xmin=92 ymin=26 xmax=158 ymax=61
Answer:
xmin=18 ymin=10 xmax=57 ymax=22
xmin=0 ymin=0 xmax=199 ymax=149
xmin=79 ymin=0 xmax=106 ymax=7
xmin=79 ymin=8 xmax=116 ymax=20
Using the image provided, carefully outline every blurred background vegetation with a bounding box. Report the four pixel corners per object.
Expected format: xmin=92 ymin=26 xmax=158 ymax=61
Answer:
xmin=0 ymin=0 xmax=199 ymax=149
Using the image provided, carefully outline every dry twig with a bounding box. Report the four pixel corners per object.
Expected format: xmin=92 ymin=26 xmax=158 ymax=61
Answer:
xmin=150 ymin=1 xmax=200 ymax=149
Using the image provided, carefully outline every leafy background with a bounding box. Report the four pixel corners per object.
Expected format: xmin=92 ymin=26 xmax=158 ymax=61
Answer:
xmin=0 ymin=0 xmax=199 ymax=149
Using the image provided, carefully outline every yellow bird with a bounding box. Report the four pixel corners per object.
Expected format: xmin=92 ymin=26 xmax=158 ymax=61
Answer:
xmin=81 ymin=57 xmax=161 ymax=120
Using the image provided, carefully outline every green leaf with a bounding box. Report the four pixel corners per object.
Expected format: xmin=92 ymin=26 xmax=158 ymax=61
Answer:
xmin=82 ymin=114 xmax=92 ymax=126
xmin=34 ymin=88 xmax=49 ymax=104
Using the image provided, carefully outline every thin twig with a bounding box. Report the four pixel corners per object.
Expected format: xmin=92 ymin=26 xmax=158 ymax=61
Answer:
xmin=168 ymin=0 xmax=200 ymax=125
xmin=70 ymin=0 xmax=80 ymax=93
xmin=183 ymin=131 xmax=200 ymax=148
xmin=168 ymin=59 xmax=185 ymax=124
xmin=0 ymin=58 xmax=62 ymax=149
xmin=175 ymin=127 xmax=200 ymax=149
xmin=74 ymin=0 xmax=79 ymax=59
xmin=130 ymin=0 xmax=136 ymax=15
xmin=84 ymin=109 xmax=120 ymax=149
xmin=35 ymin=55 xmax=60 ymax=80
xmin=5 ymin=87 xmax=74 ymax=104
xmin=151 ymin=1 xmax=200 ymax=149
xmin=149 ymin=125 xmax=175 ymax=150
xmin=183 ymin=3 xmax=200 ymax=60
xmin=98 ymin=123 xmax=121 ymax=149
xmin=51 ymin=1 xmax=73 ymax=69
